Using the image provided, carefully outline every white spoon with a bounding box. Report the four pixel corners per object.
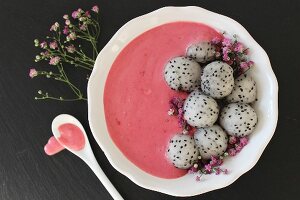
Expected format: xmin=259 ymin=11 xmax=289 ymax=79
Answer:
xmin=52 ymin=114 xmax=124 ymax=200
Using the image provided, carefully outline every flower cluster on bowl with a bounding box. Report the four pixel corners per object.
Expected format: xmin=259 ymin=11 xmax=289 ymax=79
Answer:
xmin=164 ymin=35 xmax=257 ymax=181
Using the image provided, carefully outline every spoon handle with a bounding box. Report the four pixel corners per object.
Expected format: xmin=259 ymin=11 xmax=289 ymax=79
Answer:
xmin=84 ymin=155 xmax=124 ymax=200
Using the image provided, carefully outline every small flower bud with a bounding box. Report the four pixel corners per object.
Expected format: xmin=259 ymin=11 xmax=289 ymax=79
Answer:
xmin=168 ymin=109 xmax=174 ymax=116
xmin=65 ymin=19 xmax=70 ymax=25
xmin=34 ymin=39 xmax=39 ymax=46
xmin=38 ymin=90 xmax=42 ymax=94
xmin=193 ymin=163 xmax=198 ymax=168
xmin=182 ymin=129 xmax=188 ymax=135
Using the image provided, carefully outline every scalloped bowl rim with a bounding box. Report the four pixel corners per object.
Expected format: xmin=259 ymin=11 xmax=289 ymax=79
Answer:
xmin=88 ymin=6 xmax=278 ymax=196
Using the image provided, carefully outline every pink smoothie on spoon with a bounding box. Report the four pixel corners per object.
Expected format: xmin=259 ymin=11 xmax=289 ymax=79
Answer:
xmin=44 ymin=123 xmax=85 ymax=155
xmin=104 ymin=22 xmax=221 ymax=179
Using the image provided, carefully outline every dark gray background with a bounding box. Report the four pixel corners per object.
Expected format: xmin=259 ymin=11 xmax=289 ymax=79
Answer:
xmin=0 ymin=0 xmax=299 ymax=199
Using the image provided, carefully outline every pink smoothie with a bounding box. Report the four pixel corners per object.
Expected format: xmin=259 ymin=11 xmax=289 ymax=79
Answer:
xmin=104 ymin=22 xmax=221 ymax=179
xmin=57 ymin=123 xmax=85 ymax=151
xmin=44 ymin=123 xmax=85 ymax=155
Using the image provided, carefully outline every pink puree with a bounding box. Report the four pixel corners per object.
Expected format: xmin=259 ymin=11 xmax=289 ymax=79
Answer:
xmin=104 ymin=22 xmax=221 ymax=179
xmin=44 ymin=123 xmax=85 ymax=155
xmin=57 ymin=123 xmax=85 ymax=151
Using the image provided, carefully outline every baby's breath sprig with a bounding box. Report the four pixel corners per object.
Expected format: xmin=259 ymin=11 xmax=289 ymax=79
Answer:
xmin=29 ymin=5 xmax=100 ymax=101
xmin=211 ymin=34 xmax=254 ymax=77
xmin=188 ymin=136 xmax=249 ymax=182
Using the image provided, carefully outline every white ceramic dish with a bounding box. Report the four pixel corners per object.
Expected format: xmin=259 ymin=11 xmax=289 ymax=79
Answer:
xmin=88 ymin=6 xmax=278 ymax=196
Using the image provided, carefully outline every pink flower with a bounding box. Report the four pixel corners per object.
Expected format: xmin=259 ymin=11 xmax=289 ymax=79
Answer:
xmin=222 ymin=37 xmax=232 ymax=47
xmin=189 ymin=166 xmax=198 ymax=173
xmin=215 ymin=167 xmax=221 ymax=175
xmin=217 ymin=158 xmax=223 ymax=166
xmin=40 ymin=41 xmax=47 ymax=49
xmin=41 ymin=51 xmax=50 ymax=58
xmin=66 ymin=45 xmax=75 ymax=53
xmin=85 ymin=11 xmax=91 ymax=18
xmin=72 ymin=10 xmax=80 ymax=19
xmin=240 ymin=61 xmax=248 ymax=69
xmin=247 ymin=61 xmax=254 ymax=67
xmin=215 ymin=51 xmax=221 ymax=58
xmin=240 ymin=61 xmax=254 ymax=71
xmin=239 ymin=137 xmax=248 ymax=147
xmin=222 ymin=46 xmax=231 ymax=55
xmin=29 ymin=68 xmax=38 ymax=78
xmin=169 ymin=96 xmax=184 ymax=113
xmin=50 ymin=22 xmax=59 ymax=31
xmin=235 ymin=144 xmax=243 ymax=152
xmin=92 ymin=5 xmax=99 ymax=13
xmin=65 ymin=19 xmax=70 ymax=25
xmin=68 ymin=32 xmax=76 ymax=40
xmin=79 ymin=24 xmax=87 ymax=31
xmin=49 ymin=41 xmax=58 ymax=49
xmin=195 ymin=176 xmax=201 ymax=182
xmin=210 ymin=156 xmax=218 ymax=166
xmin=234 ymin=42 xmax=244 ymax=53
xmin=223 ymin=53 xmax=230 ymax=61
xmin=204 ymin=164 xmax=212 ymax=173
xmin=211 ymin=37 xmax=221 ymax=44
xmin=49 ymin=56 xmax=60 ymax=65
xmin=224 ymin=169 xmax=229 ymax=174
xmin=228 ymin=148 xmax=237 ymax=156
xmin=229 ymin=136 xmax=237 ymax=144
xmin=63 ymin=14 xmax=69 ymax=20
xmin=63 ymin=26 xmax=69 ymax=35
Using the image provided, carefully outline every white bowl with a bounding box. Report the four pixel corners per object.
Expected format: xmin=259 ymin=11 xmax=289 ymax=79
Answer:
xmin=88 ymin=6 xmax=278 ymax=196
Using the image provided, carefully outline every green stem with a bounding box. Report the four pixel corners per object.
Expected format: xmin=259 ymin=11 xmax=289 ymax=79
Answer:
xmin=74 ymin=49 xmax=95 ymax=63
xmin=57 ymin=64 xmax=82 ymax=97
xmin=86 ymin=27 xmax=98 ymax=56
xmin=36 ymin=96 xmax=87 ymax=101
xmin=37 ymin=71 xmax=62 ymax=78
xmin=64 ymin=54 xmax=94 ymax=67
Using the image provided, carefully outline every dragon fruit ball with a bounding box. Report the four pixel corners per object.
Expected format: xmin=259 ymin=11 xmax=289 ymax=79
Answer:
xmin=194 ymin=125 xmax=228 ymax=160
xmin=184 ymin=90 xmax=219 ymax=128
xmin=226 ymin=73 xmax=257 ymax=103
xmin=164 ymin=56 xmax=201 ymax=91
xmin=166 ymin=134 xmax=199 ymax=169
xmin=201 ymin=61 xmax=234 ymax=99
xmin=187 ymin=41 xmax=216 ymax=63
xmin=220 ymin=103 xmax=258 ymax=137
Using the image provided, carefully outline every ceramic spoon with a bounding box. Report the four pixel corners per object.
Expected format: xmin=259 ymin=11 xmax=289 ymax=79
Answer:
xmin=51 ymin=114 xmax=124 ymax=200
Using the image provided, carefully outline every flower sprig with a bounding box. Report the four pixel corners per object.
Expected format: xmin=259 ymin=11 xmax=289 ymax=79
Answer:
xmin=168 ymin=97 xmax=191 ymax=133
xmin=211 ymin=34 xmax=254 ymax=77
xmin=29 ymin=5 xmax=100 ymax=101
xmin=188 ymin=136 xmax=249 ymax=181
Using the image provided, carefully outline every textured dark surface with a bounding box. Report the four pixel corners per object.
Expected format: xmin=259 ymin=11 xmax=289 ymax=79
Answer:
xmin=0 ymin=0 xmax=299 ymax=199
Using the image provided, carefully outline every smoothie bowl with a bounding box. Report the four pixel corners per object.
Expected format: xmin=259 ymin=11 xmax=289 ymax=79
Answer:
xmin=87 ymin=6 xmax=278 ymax=196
